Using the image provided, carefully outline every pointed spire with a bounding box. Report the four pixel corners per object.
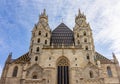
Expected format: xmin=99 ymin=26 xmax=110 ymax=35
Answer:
xmin=78 ymin=9 xmax=81 ymax=15
xmin=39 ymin=9 xmax=48 ymax=20
xmin=43 ymin=9 xmax=46 ymax=15
xmin=75 ymin=8 xmax=86 ymax=20
xmin=6 ymin=52 xmax=12 ymax=63
xmin=112 ymin=52 xmax=119 ymax=64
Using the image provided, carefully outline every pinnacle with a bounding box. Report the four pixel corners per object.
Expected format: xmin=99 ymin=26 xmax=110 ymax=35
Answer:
xmin=43 ymin=9 xmax=46 ymax=15
xmin=78 ymin=9 xmax=81 ymax=15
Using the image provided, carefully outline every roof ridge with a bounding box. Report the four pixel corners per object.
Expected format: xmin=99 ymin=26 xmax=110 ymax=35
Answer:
xmin=12 ymin=52 xmax=30 ymax=63
xmin=95 ymin=52 xmax=113 ymax=64
xmin=52 ymin=23 xmax=73 ymax=32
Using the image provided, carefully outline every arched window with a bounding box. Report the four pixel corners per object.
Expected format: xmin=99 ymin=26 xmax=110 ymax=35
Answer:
xmin=89 ymin=71 xmax=94 ymax=78
xmin=78 ymin=40 xmax=80 ymax=44
xmin=84 ymin=38 xmax=87 ymax=42
xmin=49 ymin=57 xmax=51 ymax=60
xmin=32 ymin=72 xmax=38 ymax=79
xmin=85 ymin=46 xmax=88 ymax=50
xmin=57 ymin=57 xmax=69 ymax=84
xmin=38 ymin=31 xmax=41 ymax=35
xmin=77 ymin=33 xmax=79 ymax=37
xmin=45 ymin=40 xmax=47 ymax=44
xmin=35 ymin=56 xmax=38 ymax=61
xmin=33 ymin=75 xmax=37 ymax=79
xmin=46 ymin=33 xmax=48 ymax=37
xmin=37 ymin=38 xmax=40 ymax=43
xmin=33 ymin=32 xmax=35 ymax=37
xmin=36 ymin=47 xmax=39 ymax=52
xmin=86 ymin=54 xmax=90 ymax=60
xmin=12 ymin=66 xmax=18 ymax=77
xmin=31 ymin=49 xmax=32 ymax=53
xmin=83 ymin=31 xmax=86 ymax=36
xmin=107 ymin=66 xmax=112 ymax=77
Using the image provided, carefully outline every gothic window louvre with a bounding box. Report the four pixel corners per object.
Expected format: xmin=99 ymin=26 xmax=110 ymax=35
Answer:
xmin=89 ymin=71 xmax=94 ymax=78
xmin=12 ymin=66 xmax=18 ymax=77
xmin=36 ymin=47 xmax=39 ymax=52
xmin=107 ymin=66 xmax=113 ymax=77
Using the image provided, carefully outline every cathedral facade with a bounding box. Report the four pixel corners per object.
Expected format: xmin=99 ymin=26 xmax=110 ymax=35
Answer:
xmin=0 ymin=9 xmax=120 ymax=84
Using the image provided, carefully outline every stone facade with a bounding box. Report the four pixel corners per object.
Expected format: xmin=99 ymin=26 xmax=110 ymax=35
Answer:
xmin=0 ymin=9 xmax=120 ymax=84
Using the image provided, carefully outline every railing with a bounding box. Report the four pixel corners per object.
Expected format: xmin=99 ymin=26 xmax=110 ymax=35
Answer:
xmin=43 ymin=45 xmax=82 ymax=49
xmin=80 ymin=78 xmax=104 ymax=84
xmin=25 ymin=79 xmax=46 ymax=84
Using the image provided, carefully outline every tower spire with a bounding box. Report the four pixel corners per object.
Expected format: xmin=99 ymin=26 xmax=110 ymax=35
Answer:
xmin=78 ymin=8 xmax=81 ymax=15
xmin=43 ymin=9 xmax=46 ymax=15
xmin=112 ymin=52 xmax=119 ymax=64
xmin=39 ymin=9 xmax=48 ymax=20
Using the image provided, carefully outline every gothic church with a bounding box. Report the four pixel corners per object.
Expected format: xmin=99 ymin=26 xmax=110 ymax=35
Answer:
xmin=0 ymin=9 xmax=120 ymax=84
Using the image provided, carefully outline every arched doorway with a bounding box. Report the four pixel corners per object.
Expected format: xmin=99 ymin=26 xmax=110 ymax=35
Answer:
xmin=57 ymin=56 xmax=69 ymax=84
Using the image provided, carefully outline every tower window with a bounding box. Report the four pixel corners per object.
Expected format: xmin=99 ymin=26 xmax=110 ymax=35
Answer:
xmin=35 ymin=56 xmax=38 ymax=61
xmin=47 ymin=80 xmax=49 ymax=83
xmin=89 ymin=71 xmax=94 ymax=78
xmin=76 ymin=80 xmax=78 ymax=83
xmin=77 ymin=33 xmax=79 ymax=37
xmin=85 ymin=46 xmax=88 ymax=50
xmin=37 ymin=38 xmax=40 ymax=43
xmin=46 ymin=33 xmax=48 ymax=37
xmin=31 ymin=49 xmax=33 ymax=53
xmin=36 ymin=47 xmax=39 ymax=52
xmin=86 ymin=54 xmax=90 ymax=60
xmin=38 ymin=31 xmax=41 ymax=35
xmin=12 ymin=66 xmax=18 ymax=77
xmin=49 ymin=57 xmax=51 ymax=60
xmin=107 ymin=66 xmax=113 ymax=77
xmin=78 ymin=40 xmax=80 ymax=44
xmin=75 ymin=58 xmax=77 ymax=60
xmin=84 ymin=38 xmax=87 ymax=42
xmin=33 ymin=75 xmax=37 ymax=79
xmin=45 ymin=40 xmax=47 ymax=44
xmin=83 ymin=31 xmax=86 ymax=36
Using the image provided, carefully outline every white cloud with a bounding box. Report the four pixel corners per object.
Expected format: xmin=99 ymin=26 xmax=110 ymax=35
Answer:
xmin=30 ymin=0 xmax=120 ymax=62
xmin=1 ymin=1 xmax=120 ymax=73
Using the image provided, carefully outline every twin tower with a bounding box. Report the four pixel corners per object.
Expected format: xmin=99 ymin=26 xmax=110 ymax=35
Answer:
xmin=1 ymin=9 xmax=119 ymax=84
xmin=30 ymin=9 xmax=95 ymax=65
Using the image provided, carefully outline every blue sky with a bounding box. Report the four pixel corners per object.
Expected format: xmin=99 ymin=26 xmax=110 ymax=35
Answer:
xmin=0 ymin=0 xmax=120 ymax=76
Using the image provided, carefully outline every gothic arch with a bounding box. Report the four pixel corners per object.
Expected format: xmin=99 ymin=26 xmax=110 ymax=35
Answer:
xmin=56 ymin=56 xmax=70 ymax=66
xmin=107 ymin=66 xmax=113 ymax=77
xmin=57 ymin=56 xmax=70 ymax=84
xmin=12 ymin=66 xmax=18 ymax=77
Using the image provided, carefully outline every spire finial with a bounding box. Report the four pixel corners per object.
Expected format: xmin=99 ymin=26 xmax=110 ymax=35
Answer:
xmin=43 ymin=9 xmax=46 ymax=15
xmin=112 ymin=52 xmax=119 ymax=64
xmin=78 ymin=9 xmax=81 ymax=15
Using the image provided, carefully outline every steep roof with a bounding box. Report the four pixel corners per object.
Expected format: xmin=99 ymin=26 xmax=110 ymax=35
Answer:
xmin=51 ymin=23 xmax=74 ymax=45
xmin=95 ymin=52 xmax=114 ymax=64
xmin=11 ymin=52 xmax=30 ymax=64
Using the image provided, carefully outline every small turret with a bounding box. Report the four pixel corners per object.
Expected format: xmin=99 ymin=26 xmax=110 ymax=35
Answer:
xmin=112 ymin=53 xmax=119 ymax=64
xmin=6 ymin=52 xmax=12 ymax=63
xmin=39 ymin=9 xmax=48 ymax=23
xmin=75 ymin=9 xmax=86 ymax=21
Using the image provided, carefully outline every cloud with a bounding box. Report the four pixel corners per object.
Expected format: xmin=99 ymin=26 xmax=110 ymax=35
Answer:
xmin=0 ymin=0 xmax=120 ymax=74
